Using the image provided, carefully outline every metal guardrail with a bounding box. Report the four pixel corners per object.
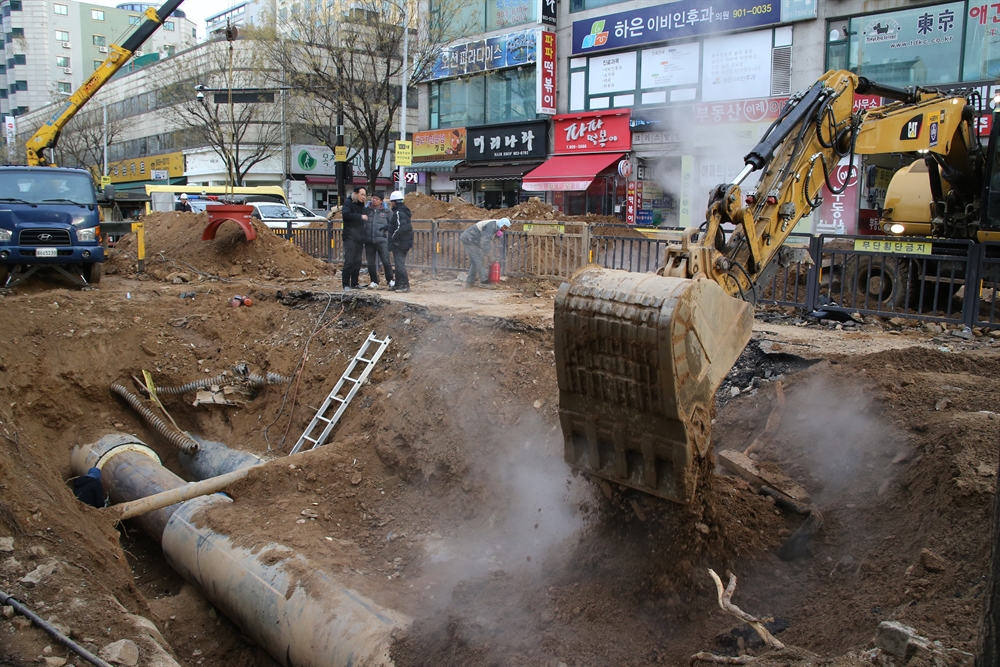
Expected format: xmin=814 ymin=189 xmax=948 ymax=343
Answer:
xmin=275 ymin=220 xmax=998 ymax=330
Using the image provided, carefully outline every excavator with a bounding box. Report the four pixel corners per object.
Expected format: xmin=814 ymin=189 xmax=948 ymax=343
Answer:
xmin=25 ymin=0 xmax=186 ymax=166
xmin=554 ymin=69 xmax=1000 ymax=505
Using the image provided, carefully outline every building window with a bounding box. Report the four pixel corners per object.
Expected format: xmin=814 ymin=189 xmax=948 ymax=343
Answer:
xmin=54 ymin=3 xmax=68 ymax=15
xmin=163 ymin=21 xmax=175 ymax=31
xmin=191 ymin=28 xmax=197 ymax=38
xmin=14 ymin=80 xmax=27 ymax=91
xmin=13 ymin=54 xmax=25 ymax=65
xmin=57 ymin=81 xmax=71 ymax=93
xmin=0 ymin=65 xmax=4 ymax=74
xmin=10 ymin=0 xmax=22 ymax=10
xmin=91 ymin=9 xmax=104 ymax=21
xmin=129 ymin=15 xmax=140 ymax=25
xmin=56 ymin=56 xmax=70 ymax=67
xmin=55 ymin=29 xmax=70 ymax=41
xmin=568 ymin=0 xmax=623 ymax=12
xmin=93 ymin=60 xmax=102 ymax=70
xmin=11 ymin=27 xmax=23 ymax=38
xmin=93 ymin=34 xmax=106 ymax=46
xmin=0 ymin=90 xmax=7 ymax=99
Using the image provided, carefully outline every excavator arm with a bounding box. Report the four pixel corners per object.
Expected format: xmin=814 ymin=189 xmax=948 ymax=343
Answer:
xmin=25 ymin=0 xmax=185 ymax=167
xmin=555 ymin=70 xmax=987 ymax=504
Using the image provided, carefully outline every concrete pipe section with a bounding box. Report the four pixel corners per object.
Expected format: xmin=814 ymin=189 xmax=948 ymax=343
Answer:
xmin=73 ymin=433 xmax=410 ymax=667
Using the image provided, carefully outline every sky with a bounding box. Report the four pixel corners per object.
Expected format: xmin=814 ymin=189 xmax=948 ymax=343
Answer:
xmin=87 ymin=0 xmax=239 ymax=41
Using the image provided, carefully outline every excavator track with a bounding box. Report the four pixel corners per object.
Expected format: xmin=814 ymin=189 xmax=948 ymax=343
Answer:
xmin=554 ymin=267 xmax=753 ymax=504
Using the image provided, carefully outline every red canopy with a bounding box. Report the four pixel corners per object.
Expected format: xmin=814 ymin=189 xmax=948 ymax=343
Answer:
xmin=522 ymin=152 xmax=625 ymax=191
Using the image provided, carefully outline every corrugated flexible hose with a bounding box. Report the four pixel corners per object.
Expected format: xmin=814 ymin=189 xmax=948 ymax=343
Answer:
xmin=149 ymin=370 xmax=289 ymax=396
xmin=111 ymin=383 xmax=199 ymax=456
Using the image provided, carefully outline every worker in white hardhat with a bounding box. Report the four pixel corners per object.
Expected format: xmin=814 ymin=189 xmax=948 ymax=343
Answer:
xmin=459 ymin=217 xmax=510 ymax=288
xmin=175 ymin=192 xmax=192 ymax=213
xmin=387 ymin=191 xmax=412 ymax=292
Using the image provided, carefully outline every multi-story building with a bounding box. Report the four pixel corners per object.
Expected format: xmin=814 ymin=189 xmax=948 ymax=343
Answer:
xmin=206 ymin=0 xmax=273 ymax=40
xmin=0 ymin=0 xmax=196 ymax=117
xmin=412 ymin=0 xmax=1000 ymax=234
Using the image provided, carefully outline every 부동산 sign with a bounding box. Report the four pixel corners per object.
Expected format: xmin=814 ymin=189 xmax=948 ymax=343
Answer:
xmin=572 ymin=0 xmax=781 ymax=54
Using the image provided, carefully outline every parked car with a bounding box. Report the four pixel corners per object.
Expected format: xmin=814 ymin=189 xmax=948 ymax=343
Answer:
xmin=291 ymin=204 xmax=327 ymax=224
xmin=250 ymin=202 xmax=316 ymax=230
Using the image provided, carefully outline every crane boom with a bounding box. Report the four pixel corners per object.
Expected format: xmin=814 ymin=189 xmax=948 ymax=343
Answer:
xmin=25 ymin=0 xmax=186 ymax=167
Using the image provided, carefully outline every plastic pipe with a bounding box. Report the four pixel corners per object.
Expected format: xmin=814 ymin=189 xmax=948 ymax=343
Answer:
xmin=0 ymin=589 xmax=113 ymax=667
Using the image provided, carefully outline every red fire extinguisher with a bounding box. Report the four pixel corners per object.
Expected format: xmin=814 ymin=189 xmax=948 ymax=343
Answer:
xmin=489 ymin=261 xmax=501 ymax=284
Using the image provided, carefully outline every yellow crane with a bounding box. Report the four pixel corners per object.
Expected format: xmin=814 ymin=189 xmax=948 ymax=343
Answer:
xmin=25 ymin=0 xmax=186 ymax=167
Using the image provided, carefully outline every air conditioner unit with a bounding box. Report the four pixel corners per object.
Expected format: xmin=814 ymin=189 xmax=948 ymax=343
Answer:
xmin=62 ymin=41 xmax=71 ymax=48
xmin=63 ymin=67 xmax=72 ymax=74
xmin=134 ymin=50 xmax=142 ymax=57
xmin=98 ymin=46 xmax=108 ymax=53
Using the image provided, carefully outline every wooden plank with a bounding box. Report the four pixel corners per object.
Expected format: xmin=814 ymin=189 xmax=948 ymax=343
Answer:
xmin=716 ymin=449 xmax=811 ymax=503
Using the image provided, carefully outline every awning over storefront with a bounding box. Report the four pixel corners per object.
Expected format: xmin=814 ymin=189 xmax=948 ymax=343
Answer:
xmin=407 ymin=160 xmax=464 ymax=173
xmin=454 ymin=163 xmax=542 ymax=181
xmin=522 ymin=153 xmax=625 ymax=191
xmin=304 ymin=176 xmax=338 ymax=185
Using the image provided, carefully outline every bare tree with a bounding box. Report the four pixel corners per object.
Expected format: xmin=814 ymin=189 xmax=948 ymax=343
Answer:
xmin=249 ymin=0 xmax=472 ymax=191
xmin=158 ymin=40 xmax=283 ymax=186
xmin=55 ymin=104 xmax=133 ymax=173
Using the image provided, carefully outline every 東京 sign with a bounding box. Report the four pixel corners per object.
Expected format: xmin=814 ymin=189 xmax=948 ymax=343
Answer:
xmin=571 ymin=0 xmax=781 ymax=54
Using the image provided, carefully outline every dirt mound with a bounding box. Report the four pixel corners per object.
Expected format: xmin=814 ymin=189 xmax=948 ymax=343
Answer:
xmin=107 ymin=211 xmax=336 ymax=282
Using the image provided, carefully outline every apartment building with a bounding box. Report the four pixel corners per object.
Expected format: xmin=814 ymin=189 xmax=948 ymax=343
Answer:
xmin=206 ymin=0 xmax=274 ymax=41
xmin=0 ymin=0 xmax=196 ymax=117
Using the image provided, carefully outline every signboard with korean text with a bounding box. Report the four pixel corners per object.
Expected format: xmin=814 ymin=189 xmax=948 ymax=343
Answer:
xmin=537 ymin=0 xmax=556 ymax=26
xmin=965 ymin=3 xmax=1000 ymax=81
xmin=395 ymin=141 xmax=413 ymax=166
xmin=554 ymin=110 xmax=631 ymax=154
xmin=589 ymin=51 xmax=637 ymax=94
xmin=334 ymin=145 xmax=347 ymax=162
xmin=537 ymin=30 xmax=557 ymax=114
xmin=572 ymin=0 xmax=780 ymax=55
xmin=489 ymin=0 xmax=535 ymax=30
xmin=107 ymin=152 xmax=184 ymax=184
xmin=701 ymin=29 xmax=773 ymax=102
xmin=626 ymin=180 xmax=637 ymax=224
xmin=465 ymin=120 xmax=548 ymax=162
xmin=679 ymin=155 xmax=695 ymax=227
xmin=4 ymin=116 xmax=14 ymax=162
xmin=780 ymin=0 xmax=816 ymax=22
xmin=852 ymin=2 xmax=964 ymax=88
xmin=640 ymin=42 xmax=700 ymax=89
xmin=427 ymin=29 xmax=537 ymax=81
xmin=813 ymin=157 xmax=859 ymax=236
xmin=853 ymin=238 xmax=932 ymax=255
xmin=291 ymin=145 xmax=392 ymax=178
xmin=412 ymin=128 xmax=467 ymax=161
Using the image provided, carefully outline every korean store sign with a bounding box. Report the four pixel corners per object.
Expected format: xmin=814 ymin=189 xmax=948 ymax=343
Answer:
xmin=465 ymin=120 xmax=548 ymax=162
xmin=412 ymin=128 xmax=467 ymax=161
xmin=427 ymin=29 xmax=537 ymax=81
xmin=553 ymin=110 xmax=632 ymax=154
xmin=537 ymin=30 xmax=556 ymax=115
xmin=571 ymin=0 xmax=780 ymax=55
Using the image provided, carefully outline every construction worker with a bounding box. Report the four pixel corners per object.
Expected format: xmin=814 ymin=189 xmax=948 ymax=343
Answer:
xmin=175 ymin=193 xmax=192 ymax=213
xmin=460 ymin=217 xmax=510 ymax=288
xmin=387 ymin=190 xmax=412 ymax=292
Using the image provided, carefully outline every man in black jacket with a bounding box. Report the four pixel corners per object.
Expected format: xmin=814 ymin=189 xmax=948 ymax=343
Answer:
xmin=362 ymin=192 xmax=394 ymax=288
xmin=341 ymin=186 xmax=368 ymax=290
xmin=387 ymin=190 xmax=412 ymax=292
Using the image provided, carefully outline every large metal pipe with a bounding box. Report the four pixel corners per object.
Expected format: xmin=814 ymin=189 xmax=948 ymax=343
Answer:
xmin=164 ymin=496 xmax=407 ymax=666
xmin=179 ymin=436 xmax=264 ymax=480
xmin=72 ymin=433 xmax=408 ymax=667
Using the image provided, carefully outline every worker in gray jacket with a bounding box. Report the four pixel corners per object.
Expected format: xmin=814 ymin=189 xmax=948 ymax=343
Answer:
xmin=460 ymin=217 xmax=510 ymax=288
xmin=362 ymin=192 xmax=395 ymax=288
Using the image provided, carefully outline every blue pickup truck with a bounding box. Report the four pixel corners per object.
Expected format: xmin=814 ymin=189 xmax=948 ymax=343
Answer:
xmin=0 ymin=166 xmax=111 ymax=287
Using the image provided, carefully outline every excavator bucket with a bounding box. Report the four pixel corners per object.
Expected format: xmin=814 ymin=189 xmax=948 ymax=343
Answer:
xmin=554 ymin=268 xmax=753 ymax=504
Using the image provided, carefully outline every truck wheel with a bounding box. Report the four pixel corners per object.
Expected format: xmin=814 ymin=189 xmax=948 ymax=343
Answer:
xmin=82 ymin=262 xmax=102 ymax=285
xmin=842 ymin=255 xmax=912 ymax=309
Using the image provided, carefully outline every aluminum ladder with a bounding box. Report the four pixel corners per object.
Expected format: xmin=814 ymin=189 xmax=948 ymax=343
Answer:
xmin=289 ymin=330 xmax=391 ymax=455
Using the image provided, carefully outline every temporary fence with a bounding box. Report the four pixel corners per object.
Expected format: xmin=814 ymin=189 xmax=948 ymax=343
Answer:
xmin=274 ymin=220 xmax=999 ymax=329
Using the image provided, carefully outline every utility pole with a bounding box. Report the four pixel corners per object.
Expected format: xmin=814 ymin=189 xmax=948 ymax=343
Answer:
xmin=336 ymin=109 xmax=345 ymax=207
xmin=397 ymin=0 xmax=408 ymax=192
